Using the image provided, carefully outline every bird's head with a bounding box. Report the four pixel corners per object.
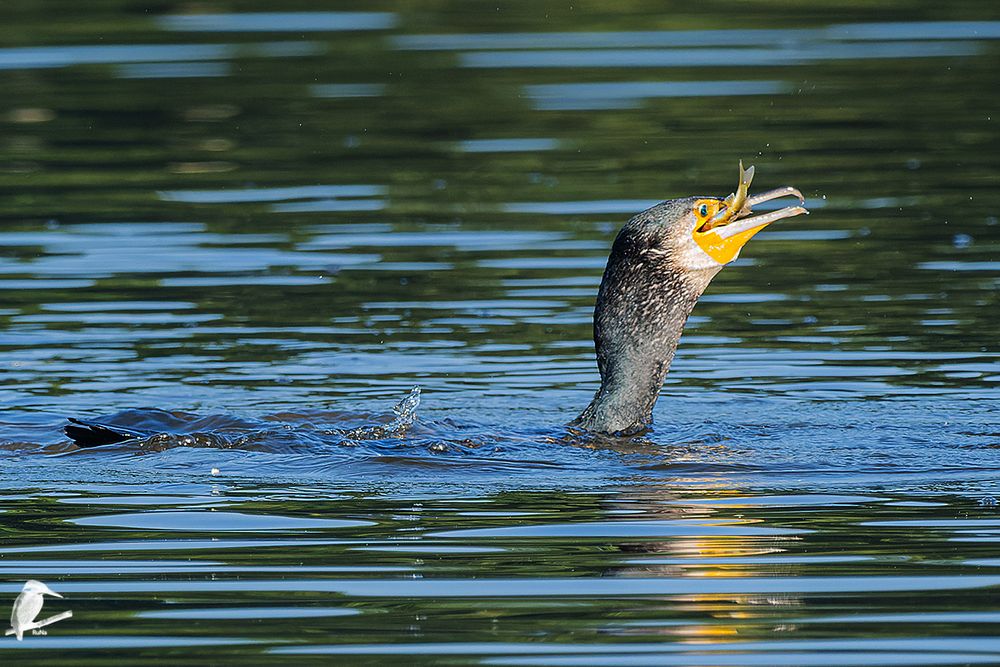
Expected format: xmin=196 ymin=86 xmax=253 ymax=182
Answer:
xmin=22 ymin=580 xmax=62 ymax=598
xmin=628 ymin=162 xmax=808 ymax=275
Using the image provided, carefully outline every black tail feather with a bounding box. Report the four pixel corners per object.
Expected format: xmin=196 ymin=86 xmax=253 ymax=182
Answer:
xmin=64 ymin=418 xmax=148 ymax=448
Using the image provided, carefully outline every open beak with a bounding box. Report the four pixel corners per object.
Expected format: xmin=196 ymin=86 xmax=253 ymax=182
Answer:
xmin=714 ymin=184 xmax=808 ymax=240
xmin=694 ymin=162 xmax=808 ymax=264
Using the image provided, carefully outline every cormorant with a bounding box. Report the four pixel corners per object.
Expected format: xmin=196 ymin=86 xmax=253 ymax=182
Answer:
xmin=572 ymin=162 xmax=806 ymax=435
xmin=64 ymin=163 xmax=806 ymax=446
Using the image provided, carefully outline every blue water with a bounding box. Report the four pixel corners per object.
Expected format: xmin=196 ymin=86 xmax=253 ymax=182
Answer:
xmin=1 ymin=1 xmax=999 ymax=664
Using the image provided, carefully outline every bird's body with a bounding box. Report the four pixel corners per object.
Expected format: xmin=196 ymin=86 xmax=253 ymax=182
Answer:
xmin=570 ymin=198 xmax=721 ymax=435
xmin=62 ymin=162 xmax=806 ymax=445
xmin=11 ymin=591 xmax=43 ymax=640
xmin=10 ymin=580 xmax=62 ymax=641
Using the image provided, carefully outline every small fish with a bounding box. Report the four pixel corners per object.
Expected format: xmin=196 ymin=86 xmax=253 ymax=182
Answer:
xmin=723 ymin=160 xmax=755 ymax=219
xmin=702 ymin=161 xmax=754 ymax=231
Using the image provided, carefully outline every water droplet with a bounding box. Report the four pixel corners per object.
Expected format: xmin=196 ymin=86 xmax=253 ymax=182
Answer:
xmin=952 ymin=233 xmax=973 ymax=248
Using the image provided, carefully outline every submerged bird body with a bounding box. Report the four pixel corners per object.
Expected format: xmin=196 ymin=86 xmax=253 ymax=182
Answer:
xmin=63 ymin=163 xmax=806 ymax=446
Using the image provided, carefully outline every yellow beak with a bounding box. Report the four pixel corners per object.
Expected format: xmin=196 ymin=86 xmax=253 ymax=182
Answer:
xmin=694 ymin=164 xmax=808 ymax=264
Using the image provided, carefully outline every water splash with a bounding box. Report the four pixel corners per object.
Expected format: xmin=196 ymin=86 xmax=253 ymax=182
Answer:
xmin=340 ymin=387 xmax=421 ymax=440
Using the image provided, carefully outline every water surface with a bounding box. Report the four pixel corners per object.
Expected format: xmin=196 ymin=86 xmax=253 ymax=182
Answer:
xmin=1 ymin=0 xmax=999 ymax=664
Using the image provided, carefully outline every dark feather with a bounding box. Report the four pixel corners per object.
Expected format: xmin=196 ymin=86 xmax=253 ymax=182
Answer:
xmin=64 ymin=418 xmax=147 ymax=448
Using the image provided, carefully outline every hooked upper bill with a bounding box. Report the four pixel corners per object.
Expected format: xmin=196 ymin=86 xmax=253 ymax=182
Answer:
xmin=692 ymin=161 xmax=808 ymax=265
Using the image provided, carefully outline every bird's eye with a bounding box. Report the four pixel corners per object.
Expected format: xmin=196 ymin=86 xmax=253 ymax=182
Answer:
xmin=698 ymin=204 xmax=709 ymax=217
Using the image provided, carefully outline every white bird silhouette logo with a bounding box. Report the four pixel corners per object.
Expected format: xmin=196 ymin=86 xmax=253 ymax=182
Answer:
xmin=8 ymin=580 xmax=66 ymax=641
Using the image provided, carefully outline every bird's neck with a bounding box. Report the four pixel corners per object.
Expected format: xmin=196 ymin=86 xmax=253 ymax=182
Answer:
xmin=573 ymin=238 xmax=719 ymax=435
